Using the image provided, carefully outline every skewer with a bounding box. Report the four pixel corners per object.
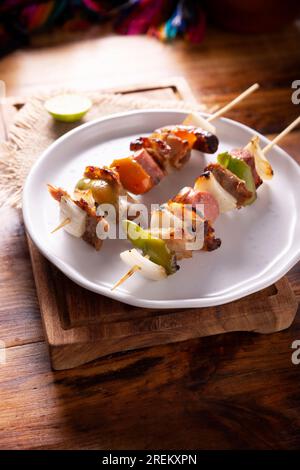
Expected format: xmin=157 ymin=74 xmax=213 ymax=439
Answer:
xmin=51 ymin=217 xmax=71 ymax=233
xmin=262 ymin=115 xmax=300 ymax=155
xmin=113 ymin=113 xmax=300 ymax=289
xmin=111 ymin=265 xmax=141 ymax=291
xmin=206 ymin=83 xmax=259 ymax=123
xmin=51 ymin=84 xmax=260 ymax=235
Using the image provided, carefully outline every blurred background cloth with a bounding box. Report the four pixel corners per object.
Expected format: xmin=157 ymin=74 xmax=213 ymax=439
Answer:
xmin=0 ymin=0 xmax=205 ymax=56
xmin=0 ymin=0 xmax=299 ymax=57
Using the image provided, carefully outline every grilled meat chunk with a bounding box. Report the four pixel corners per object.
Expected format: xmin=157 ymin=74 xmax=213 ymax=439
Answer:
xmin=131 ymin=133 xmax=191 ymax=170
xmin=203 ymin=220 xmax=222 ymax=251
xmin=205 ymin=163 xmax=253 ymax=207
xmin=82 ymin=215 xmax=103 ymax=251
xmin=133 ymin=148 xmax=165 ymax=185
xmin=157 ymin=125 xmax=219 ymax=154
xmin=172 ymin=186 xmax=220 ymax=223
xmin=130 ymin=136 xmax=170 ymax=170
xmin=230 ymin=148 xmax=263 ymax=189
xmin=165 ymin=133 xmax=191 ymax=169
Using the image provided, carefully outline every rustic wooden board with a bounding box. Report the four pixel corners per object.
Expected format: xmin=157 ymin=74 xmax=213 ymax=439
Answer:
xmin=21 ymin=78 xmax=298 ymax=370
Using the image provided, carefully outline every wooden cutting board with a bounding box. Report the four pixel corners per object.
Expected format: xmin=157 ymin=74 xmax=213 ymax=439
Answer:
xmin=20 ymin=78 xmax=298 ymax=370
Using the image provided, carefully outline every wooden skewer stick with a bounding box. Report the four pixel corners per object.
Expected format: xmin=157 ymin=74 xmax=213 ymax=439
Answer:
xmin=207 ymin=83 xmax=259 ymax=123
xmin=51 ymin=218 xmax=71 ymax=234
xmin=111 ymin=265 xmax=141 ymax=291
xmin=262 ymin=115 xmax=300 ymax=155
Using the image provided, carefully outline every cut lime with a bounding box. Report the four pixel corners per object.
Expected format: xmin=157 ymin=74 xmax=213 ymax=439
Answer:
xmin=44 ymin=94 xmax=92 ymax=122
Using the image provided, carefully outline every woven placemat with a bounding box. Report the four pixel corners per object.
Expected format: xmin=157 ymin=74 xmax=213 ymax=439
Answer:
xmin=0 ymin=90 xmax=207 ymax=209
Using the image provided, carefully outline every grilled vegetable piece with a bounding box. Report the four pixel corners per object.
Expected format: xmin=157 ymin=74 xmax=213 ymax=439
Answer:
xmin=111 ymin=148 xmax=164 ymax=194
xmin=245 ymin=136 xmax=274 ymax=180
xmin=230 ymin=148 xmax=263 ymax=188
xmin=172 ymin=187 xmax=220 ymax=223
xmin=123 ymin=220 xmax=179 ymax=275
xmin=194 ymin=171 xmax=237 ymax=213
xmin=217 ymin=152 xmax=256 ymax=205
xmin=111 ymin=156 xmax=152 ymax=194
xmin=120 ymin=249 xmax=168 ymax=281
xmin=48 ymin=184 xmax=107 ymax=250
xmin=182 ymin=112 xmax=216 ymax=134
xmin=204 ymin=163 xmax=252 ymax=208
xmin=75 ymin=166 xmax=121 ymax=205
xmin=75 ymin=177 xmax=117 ymax=205
xmin=73 ymin=188 xmax=95 ymax=207
xmin=156 ymin=125 xmax=219 ymax=154
xmin=59 ymin=196 xmax=87 ymax=238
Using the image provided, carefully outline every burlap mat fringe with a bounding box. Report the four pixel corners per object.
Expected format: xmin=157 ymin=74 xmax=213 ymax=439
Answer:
xmin=0 ymin=91 xmax=206 ymax=209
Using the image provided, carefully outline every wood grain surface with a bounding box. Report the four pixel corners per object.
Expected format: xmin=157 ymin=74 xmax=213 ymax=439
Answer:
xmin=0 ymin=27 xmax=300 ymax=449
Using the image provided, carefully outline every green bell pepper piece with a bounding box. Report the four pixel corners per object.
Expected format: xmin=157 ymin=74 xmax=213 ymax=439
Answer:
xmin=217 ymin=152 xmax=256 ymax=205
xmin=122 ymin=220 xmax=178 ymax=275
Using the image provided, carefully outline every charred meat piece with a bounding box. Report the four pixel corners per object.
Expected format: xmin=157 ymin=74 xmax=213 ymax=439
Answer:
xmin=156 ymin=125 xmax=219 ymax=154
xmin=133 ymin=148 xmax=165 ymax=185
xmin=162 ymin=201 xmax=221 ymax=254
xmin=130 ymin=133 xmax=191 ymax=170
xmin=165 ymin=133 xmax=191 ymax=169
xmin=203 ymin=220 xmax=222 ymax=251
xmin=82 ymin=215 xmax=103 ymax=251
xmin=130 ymin=136 xmax=170 ymax=170
xmin=84 ymin=166 xmax=121 ymax=186
xmin=47 ymin=184 xmax=68 ymax=202
xmin=172 ymin=186 xmax=220 ymax=223
xmin=230 ymin=148 xmax=263 ymax=189
xmin=205 ymin=163 xmax=253 ymax=207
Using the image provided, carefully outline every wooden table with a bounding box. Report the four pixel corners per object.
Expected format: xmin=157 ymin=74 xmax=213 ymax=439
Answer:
xmin=0 ymin=26 xmax=300 ymax=450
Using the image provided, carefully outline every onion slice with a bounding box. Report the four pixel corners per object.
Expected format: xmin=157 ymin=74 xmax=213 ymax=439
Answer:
xmin=182 ymin=112 xmax=216 ymax=134
xmin=73 ymin=188 xmax=95 ymax=207
xmin=245 ymin=136 xmax=273 ymax=180
xmin=194 ymin=172 xmax=237 ymax=213
xmin=120 ymin=249 xmax=167 ymax=281
xmin=60 ymin=196 xmax=87 ymax=237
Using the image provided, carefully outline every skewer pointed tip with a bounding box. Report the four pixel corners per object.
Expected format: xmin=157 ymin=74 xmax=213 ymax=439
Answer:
xmin=51 ymin=217 xmax=71 ymax=234
xmin=111 ymin=265 xmax=141 ymax=291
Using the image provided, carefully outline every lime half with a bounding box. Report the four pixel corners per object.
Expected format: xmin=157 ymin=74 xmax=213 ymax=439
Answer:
xmin=44 ymin=94 xmax=92 ymax=122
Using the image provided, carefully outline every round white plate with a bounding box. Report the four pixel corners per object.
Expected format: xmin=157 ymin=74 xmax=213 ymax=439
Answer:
xmin=23 ymin=110 xmax=300 ymax=309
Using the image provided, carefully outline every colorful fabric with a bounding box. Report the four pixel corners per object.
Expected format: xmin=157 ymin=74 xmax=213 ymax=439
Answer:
xmin=0 ymin=0 xmax=206 ymax=56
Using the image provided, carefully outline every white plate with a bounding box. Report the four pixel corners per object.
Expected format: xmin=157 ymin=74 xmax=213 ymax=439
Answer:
xmin=23 ymin=110 xmax=300 ymax=309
